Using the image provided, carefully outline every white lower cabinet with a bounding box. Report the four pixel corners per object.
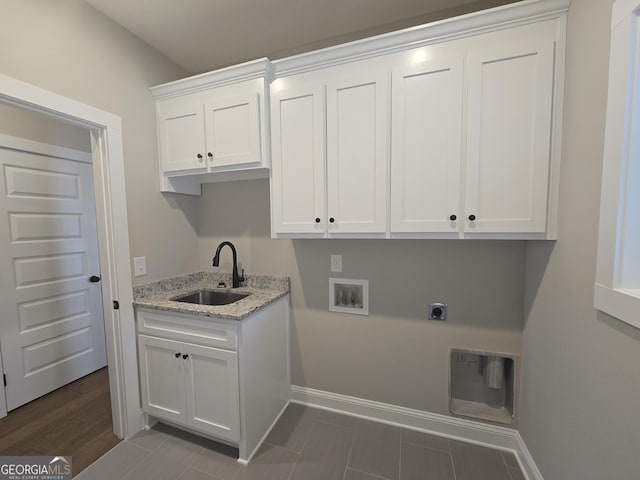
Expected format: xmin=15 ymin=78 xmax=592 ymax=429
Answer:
xmin=135 ymin=297 xmax=290 ymax=463
xmin=138 ymin=334 xmax=240 ymax=442
xmin=137 ymin=335 xmax=185 ymax=425
xmin=185 ymin=342 xmax=239 ymax=440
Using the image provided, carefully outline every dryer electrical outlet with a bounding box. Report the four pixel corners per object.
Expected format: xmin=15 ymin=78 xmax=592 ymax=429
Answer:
xmin=428 ymin=303 xmax=447 ymax=320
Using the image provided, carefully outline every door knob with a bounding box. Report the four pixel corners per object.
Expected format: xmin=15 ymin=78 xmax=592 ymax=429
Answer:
xmin=175 ymin=352 xmax=181 ymax=358
xmin=89 ymin=275 xmax=101 ymax=283
xmin=468 ymin=214 xmax=476 ymax=221
xmin=449 ymin=215 xmax=457 ymax=221
xmin=182 ymin=354 xmax=189 ymax=360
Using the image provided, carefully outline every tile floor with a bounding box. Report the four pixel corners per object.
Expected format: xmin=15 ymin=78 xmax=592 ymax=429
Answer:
xmin=76 ymin=403 xmax=525 ymax=480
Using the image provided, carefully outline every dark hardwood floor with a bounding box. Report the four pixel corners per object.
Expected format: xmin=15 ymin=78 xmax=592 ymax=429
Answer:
xmin=0 ymin=367 xmax=121 ymax=476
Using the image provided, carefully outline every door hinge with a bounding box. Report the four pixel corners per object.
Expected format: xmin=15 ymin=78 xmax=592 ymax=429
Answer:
xmin=3 ymin=374 xmax=6 ymax=387
xmin=113 ymin=300 xmax=120 ymax=310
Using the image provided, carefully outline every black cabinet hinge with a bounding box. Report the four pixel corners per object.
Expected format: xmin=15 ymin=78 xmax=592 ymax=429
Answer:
xmin=113 ymin=300 xmax=120 ymax=310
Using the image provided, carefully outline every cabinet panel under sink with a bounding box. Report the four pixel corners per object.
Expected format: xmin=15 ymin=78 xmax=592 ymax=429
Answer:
xmin=138 ymin=335 xmax=186 ymax=423
xmin=186 ymin=343 xmax=239 ymax=442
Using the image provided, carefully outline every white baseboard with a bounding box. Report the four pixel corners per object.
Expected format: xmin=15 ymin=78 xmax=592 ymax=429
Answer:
xmin=291 ymin=385 xmax=542 ymax=480
xmin=514 ymin=433 xmax=544 ymax=480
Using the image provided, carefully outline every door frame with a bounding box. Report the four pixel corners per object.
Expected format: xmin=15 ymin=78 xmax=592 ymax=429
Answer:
xmin=0 ymin=73 xmax=141 ymax=438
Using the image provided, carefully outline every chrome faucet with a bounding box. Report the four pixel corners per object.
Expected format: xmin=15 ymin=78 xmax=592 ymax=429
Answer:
xmin=212 ymin=241 xmax=245 ymax=288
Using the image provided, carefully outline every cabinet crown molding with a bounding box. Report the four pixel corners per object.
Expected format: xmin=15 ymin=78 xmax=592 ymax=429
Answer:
xmin=151 ymin=57 xmax=274 ymax=100
xmin=272 ymin=0 xmax=570 ymax=77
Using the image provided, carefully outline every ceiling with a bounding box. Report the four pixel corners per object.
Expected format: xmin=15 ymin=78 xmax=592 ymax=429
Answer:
xmin=84 ymin=0 xmax=519 ymax=75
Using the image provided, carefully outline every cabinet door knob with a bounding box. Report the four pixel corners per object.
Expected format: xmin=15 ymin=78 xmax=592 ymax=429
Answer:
xmin=207 ymin=152 xmax=213 ymax=159
xmin=449 ymin=215 xmax=457 ymax=221
xmin=468 ymin=214 xmax=476 ymax=221
xmin=175 ymin=352 xmax=181 ymax=358
xmin=315 ymin=217 xmax=321 ymax=223
xmin=197 ymin=153 xmax=203 ymax=162
xmin=182 ymin=354 xmax=189 ymax=360
xmin=329 ymin=217 xmax=335 ymax=223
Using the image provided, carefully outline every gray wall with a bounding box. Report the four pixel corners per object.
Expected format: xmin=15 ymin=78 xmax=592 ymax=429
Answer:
xmin=198 ymin=179 xmax=525 ymax=415
xmin=0 ymin=0 xmax=199 ymax=281
xmin=520 ymin=0 xmax=640 ymax=479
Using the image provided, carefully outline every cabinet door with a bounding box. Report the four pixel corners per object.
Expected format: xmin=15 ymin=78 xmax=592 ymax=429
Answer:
xmin=184 ymin=343 xmax=240 ymax=442
xmin=464 ymin=37 xmax=554 ymax=233
xmin=327 ymin=72 xmax=388 ymax=234
xmin=158 ymin=102 xmax=207 ymax=173
xmin=271 ymin=84 xmax=326 ymax=234
xmin=138 ymin=335 xmax=186 ymax=424
xmin=205 ymin=93 xmax=261 ymax=168
xmin=390 ymin=57 xmax=463 ymax=233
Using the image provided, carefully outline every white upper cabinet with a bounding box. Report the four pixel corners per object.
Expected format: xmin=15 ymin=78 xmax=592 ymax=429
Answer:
xmin=151 ymin=59 xmax=272 ymax=195
xmin=156 ymin=1 xmax=568 ymax=237
xmin=158 ymin=93 xmax=261 ymax=176
xmin=390 ymin=57 xmax=464 ymax=233
xmin=271 ymin=84 xmax=325 ymax=234
xmin=326 ymin=72 xmax=388 ymax=234
xmin=464 ymin=36 xmax=554 ymax=234
xmin=270 ymin=1 xmax=567 ymax=239
xmin=270 ymin=71 xmax=388 ymax=237
xmin=204 ymin=93 xmax=261 ymax=169
xmin=158 ymin=102 xmax=207 ymax=173
xmin=389 ymin=32 xmax=556 ymax=237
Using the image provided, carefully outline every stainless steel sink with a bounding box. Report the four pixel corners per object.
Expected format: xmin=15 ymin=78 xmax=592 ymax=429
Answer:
xmin=172 ymin=290 xmax=249 ymax=306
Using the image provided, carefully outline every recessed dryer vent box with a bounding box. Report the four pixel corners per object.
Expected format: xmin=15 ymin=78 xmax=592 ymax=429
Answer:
xmin=449 ymin=348 xmax=517 ymax=425
xmin=329 ymin=278 xmax=368 ymax=315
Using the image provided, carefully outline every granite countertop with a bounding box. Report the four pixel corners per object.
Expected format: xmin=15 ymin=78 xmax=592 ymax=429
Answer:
xmin=132 ymin=271 xmax=289 ymax=320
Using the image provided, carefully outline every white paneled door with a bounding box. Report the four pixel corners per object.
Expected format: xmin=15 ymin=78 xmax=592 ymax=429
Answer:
xmin=0 ymin=138 xmax=106 ymax=411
